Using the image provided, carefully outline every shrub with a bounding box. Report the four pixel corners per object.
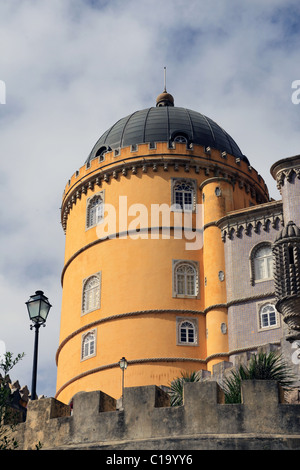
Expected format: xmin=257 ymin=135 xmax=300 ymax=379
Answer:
xmin=222 ymin=351 xmax=296 ymax=404
xmin=169 ymin=371 xmax=201 ymax=406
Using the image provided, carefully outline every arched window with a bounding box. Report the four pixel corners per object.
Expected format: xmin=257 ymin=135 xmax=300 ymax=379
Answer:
xmin=180 ymin=321 xmax=195 ymax=343
xmin=174 ymin=135 xmax=188 ymax=143
xmin=176 ymin=317 xmax=198 ymax=346
xmin=259 ymin=304 xmax=278 ymax=329
xmin=81 ymin=330 xmax=96 ymax=360
xmin=174 ymin=262 xmax=197 ymax=296
xmin=173 ymin=180 xmax=195 ymax=212
xmin=254 ymin=245 xmax=273 ymax=281
xmin=250 ymin=243 xmax=273 ymax=285
xmin=86 ymin=193 xmax=104 ymax=229
xmin=82 ymin=274 xmax=101 ymax=314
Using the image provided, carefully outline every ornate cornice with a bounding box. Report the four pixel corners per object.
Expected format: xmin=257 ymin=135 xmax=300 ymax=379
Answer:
xmin=61 ymin=151 xmax=269 ymax=233
xmin=275 ymin=167 xmax=300 ymax=192
xmin=217 ymin=200 xmax=284 ymax=241
xmin=270 ymin=154 xmax=300 ymax=192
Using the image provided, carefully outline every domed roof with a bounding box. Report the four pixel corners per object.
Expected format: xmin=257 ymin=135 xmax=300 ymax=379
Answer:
xmin=86 ymin=94 xmax=247 ymax=164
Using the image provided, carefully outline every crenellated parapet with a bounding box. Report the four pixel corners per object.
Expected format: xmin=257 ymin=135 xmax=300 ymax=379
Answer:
xmin=61 ymin=143 xmax=269 ymax=233
xmin=8 ymin=379 xmax=300 ymax=450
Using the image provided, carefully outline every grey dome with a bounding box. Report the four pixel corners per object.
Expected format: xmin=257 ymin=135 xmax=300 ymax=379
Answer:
xmin=86 ymin=106 xmax=248 ymax=164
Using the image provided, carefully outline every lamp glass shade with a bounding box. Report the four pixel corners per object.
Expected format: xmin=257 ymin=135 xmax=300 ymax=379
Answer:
xmin=26 ymin=291 xmax=51 ymax=324
xmin=119 ymin=357 xmax=128 ymax=370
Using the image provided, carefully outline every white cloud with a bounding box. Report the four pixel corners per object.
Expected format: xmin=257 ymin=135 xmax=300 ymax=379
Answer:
xmin=0 ymin=0 xmax=299 ymax=397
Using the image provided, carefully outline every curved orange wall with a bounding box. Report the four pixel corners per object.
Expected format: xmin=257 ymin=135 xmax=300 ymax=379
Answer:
xmin=56 ymin=143 xmax=269 ymax=403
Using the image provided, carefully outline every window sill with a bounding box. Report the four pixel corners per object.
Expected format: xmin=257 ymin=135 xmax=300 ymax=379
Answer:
xmin=81 ymin=307 xmax=100 ymax=316
xmin=173 ymin=294 xmax=199 ymax=299
xmin=252 ymin=277 xmax=273 ymax=285
xmin=258 ymin=324 xmax=280 ymax=332
xmin=80 ymin=353 xmax=96 ymax=362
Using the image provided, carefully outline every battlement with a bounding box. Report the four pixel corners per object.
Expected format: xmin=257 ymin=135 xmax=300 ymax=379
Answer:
xmin=9 ymin=380 xmax=300 ymax=450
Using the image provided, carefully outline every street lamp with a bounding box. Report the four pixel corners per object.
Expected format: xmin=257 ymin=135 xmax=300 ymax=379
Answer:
xmin=119 ymin=356 xmax=128 ymax=401
xmin=26 ymin=290 xmax=52 ymax=400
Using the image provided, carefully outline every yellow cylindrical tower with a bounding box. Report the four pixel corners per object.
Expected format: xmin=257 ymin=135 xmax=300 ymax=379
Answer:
xmin=55 ymin=92 xmax=269 ymax=404
xmin=201 ymin=178 xmax=234 ymax=370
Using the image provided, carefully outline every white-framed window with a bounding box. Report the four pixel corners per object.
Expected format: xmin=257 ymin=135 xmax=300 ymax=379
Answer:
xmin=86 ymin=191 xmax=104 ymax=229
xmin=172 ymin=260 xmax=199 ymax=298
xmin=81 ymin=329 xmax=96 ymax=360
xmin=171 ymin=178 xmax=197 ymax=212
xmin=82 ymin=273 xmax=101 ymax=314
xmin=258 ymin=303 xmax=279 ymax=330
xmin=176 ymin=317 xmax=198 ymax=346
xmin=250 ymin=242 xmax=273 ymax=284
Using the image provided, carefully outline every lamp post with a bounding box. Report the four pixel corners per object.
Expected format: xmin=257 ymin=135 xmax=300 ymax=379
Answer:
xmin=26 ymin=290 xmax=52 ymax=400
xmin=119 ymin=356 xmax=128 ymax=401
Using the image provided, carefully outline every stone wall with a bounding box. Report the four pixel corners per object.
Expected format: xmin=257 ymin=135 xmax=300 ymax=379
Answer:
xmin=7 ymin=378 xmax=300 ymax=450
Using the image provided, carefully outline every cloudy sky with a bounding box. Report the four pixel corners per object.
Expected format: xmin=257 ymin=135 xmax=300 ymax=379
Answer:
xmin=0 ymin=0 xmax=300 ymax=399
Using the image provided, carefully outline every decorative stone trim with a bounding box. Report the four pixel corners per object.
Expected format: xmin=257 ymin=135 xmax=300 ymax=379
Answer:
xmin=205 ymin=352 xmax=229 ymax=362
xmin=217 ymin=201 xmax=284 ymax=242
xmin=55 ymin=356 xmax=207 ymax=399
xmin=55 ymin=309 xmax=205 ymax=364
xmin=227 ymin=292 xmax=275 ymax=306
xmin=204 ymin=293 xmax=276 ymax=315
xmin=204 ymin=303 xmax=227 ymax=314
xmin=273 ymin=220 xmax=300 ymax=341
xmin=61 ymin=154 xmax=269 ymax=233
xmin=270 ymin=155 xmax=300 ymax=192
xmin=228 ymin=342 xmax=280 ymax=357
xmin=275 ymin=167 xmax=300 ymax=191
xmin=61 ymin=226 xmax=203 ymax=286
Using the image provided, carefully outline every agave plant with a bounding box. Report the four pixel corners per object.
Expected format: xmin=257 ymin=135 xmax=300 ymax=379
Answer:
xmin=169 ymin=371 xmax=201 ymax=406
xmin=222 ymin=351 xmax=296 ymax=404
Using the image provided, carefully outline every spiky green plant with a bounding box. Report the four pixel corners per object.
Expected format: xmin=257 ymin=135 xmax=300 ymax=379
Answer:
xmin=222 ymin=351 xmax=296 ymax=404
xmin=169 ymin=371 xmax=201 ymax=406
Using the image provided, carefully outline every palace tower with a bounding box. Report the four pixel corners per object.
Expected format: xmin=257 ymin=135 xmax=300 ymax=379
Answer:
xmin=55 ymin=89 xmax=276 ymax=404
